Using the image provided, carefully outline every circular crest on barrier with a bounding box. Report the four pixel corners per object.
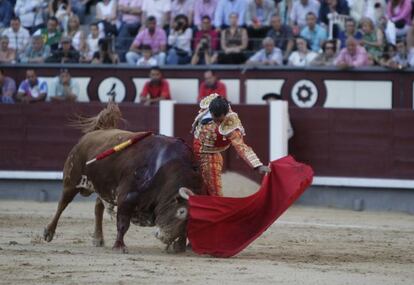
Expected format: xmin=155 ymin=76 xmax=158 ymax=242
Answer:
xmin=98 ymin=77 xmax=126 ymax=102
xmin=291 ymin=80 xmax=318 ymax=108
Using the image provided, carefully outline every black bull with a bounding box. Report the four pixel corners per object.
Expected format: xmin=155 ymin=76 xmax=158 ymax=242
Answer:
xmin=43 ymin=129 xmax=204 ymax=253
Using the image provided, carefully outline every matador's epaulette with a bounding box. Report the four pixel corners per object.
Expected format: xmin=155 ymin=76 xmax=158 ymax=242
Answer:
xmin=199 ymin=93 xmax=220 ymax=109
xmin=219 ymin=112 xmax=245 ymax=136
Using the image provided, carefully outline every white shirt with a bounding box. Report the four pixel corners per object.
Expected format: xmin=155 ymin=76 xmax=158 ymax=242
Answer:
xmin=142 ymin=0 xmax=172 ymax=27
xmin=137 ymin=56 xmax=158 ymax=66
xmin=87 ymin=35 xmax=101 ymax=58
xmin=14 ymin=0 xmax=46 ymax=28
xmin=97 ymin=0 xmax=116 ymax=19
xmin=168 ymin=28 xmax=193 ymax=52
xmin=2 ymin=27 xmax=31 ymax=53
xmin=288 ymin=51 xmax=318 ymax=67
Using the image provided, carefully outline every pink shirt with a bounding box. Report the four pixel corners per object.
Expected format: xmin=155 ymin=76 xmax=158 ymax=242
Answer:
xmin=334 ymin=46 xmax=370 ymax=67
xmin=193 ymin=0 xmax=218 ymax=27
xmin=132 ymin=27 xmax=167 ymax=53
xmin=119 ymin=0 xmax=143 ymax=24
xmin=386 ymin=0 xmax=412 ymax=26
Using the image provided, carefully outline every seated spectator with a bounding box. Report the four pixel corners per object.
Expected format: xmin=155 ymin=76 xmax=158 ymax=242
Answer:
xmin=116 ymin=0 xmax=142 ymax=58
xmin=96 ymin=0 xmax=118 ymax=36
xmin=310 ymin=39 xmax=337 ymax=66
xmin=0 ymin=36 xmax=16 ymax=63
xmin=46 ymin=36 xmax=80 ymax=63
xmin=126 ymin=16 xmax=167 ymax=65
xmin=191 ymin=34 xmax=218 ymax=65
xmin=266 ymin=14 xmax=294 ymax=62
xmin=214 ymin=0 xmax=247 ymax=29
xmin=245 ymin=0 xmax=276 ymax=49
xmin=0 ymin=0 xmax=13 ymax=30
xmin=15 ymin=69 xmax=47 ymax=103
xmin=141 ymin=0 xmax=171 ymax=28
xmin=360 ymin=17 xmax=384 ymax=63
xmin=300 ymin=12 xmax=328 ymax=52
xmin=2 ymin=17 xmax=31 ymax=56
xmin=193 ymin=0 xmax=218 ymax=29
xmin=166 ymin=15 xmax=193 ymax=65
xmin=48 ymin=0 xmax=72 ymax=32
xmin=348 ymin=0 xmax=386 ymax=26
xmin=14 ymin=0 xmax=47 ymax=33
xmin=137 ymin=45 xmax=158 ymax=66
xmin=81 ymin=22 xmax=103 ymax=62
xmin=50 ymin=69 xmax=79 ymax=102
xmin=334 ymin=37 xmax=370 ymax=68
xmin=386 ymin=40 xmax=410 ymax=68
xmin=198 ymin=70 xmax=227 ymax=102
xmin=20 ymin=35 xmax=51 ymax=63
xmin=193 ymin=16 xmax=219 ymax=51
xmin=92 ymin=38 xmax=119 ymax=64
xmin=170 ymin=0 xmax=193 ymax=27
xmin=319 ymin=0 xmax=349 ymax=27
xmin=70 ymin=0 xmax=92 ymax=23
xmin=140 ymin=67 xmax=171 ymax=105
xmin=218 ymin=13 xmax=248 ymax=64
xmin=34 ymin=17 xmax=62 ymax=51
xmin=0 ymin=69 xmax=16 ymax=104
xmin=290 ymin=0 xmax=321 ymax=32
xmin=288 ymin=36 xmax=318 ymax=66
xmin=338 ymin=18 xmax=362 ymax=48
xmin=276 ymin=0 xmax=292 ymax=25
xmin=386 ymin=0 xmax=412 ymax=38
xmin=379 ymin=43 xmax=397 ymax=67
xmin=65 ymin=15 xmax=85 ymax=51
xmin=246 ymin=37 xmax=283 ymax=66
xmin=409 ymin=47 xmax=414 ymax=67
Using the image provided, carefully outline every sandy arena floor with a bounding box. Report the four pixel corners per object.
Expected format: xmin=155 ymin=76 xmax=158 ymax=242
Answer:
xmin=0 ymin=174 xmax=413 ymax=285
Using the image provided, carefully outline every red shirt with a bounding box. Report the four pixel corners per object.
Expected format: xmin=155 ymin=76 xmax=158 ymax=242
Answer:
xmin=198 ymin=81 xmax=227 ymax=102
xmin=140 ymin=79 xmax=171 ymax=100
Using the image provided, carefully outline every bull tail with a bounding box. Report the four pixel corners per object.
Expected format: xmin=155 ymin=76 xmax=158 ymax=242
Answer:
xmin=70 ymin=101 xmax=123 ymax=133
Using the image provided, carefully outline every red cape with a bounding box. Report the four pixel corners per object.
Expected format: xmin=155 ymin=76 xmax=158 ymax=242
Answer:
xmin=187 ymin=155 xmax=314 ymax=258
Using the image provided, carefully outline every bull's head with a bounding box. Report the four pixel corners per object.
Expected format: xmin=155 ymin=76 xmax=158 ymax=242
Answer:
xmin=154 ymin=187 xmax=195 ymax=250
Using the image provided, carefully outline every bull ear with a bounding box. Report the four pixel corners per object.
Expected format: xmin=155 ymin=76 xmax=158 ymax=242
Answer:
xmin=178 ymin=187 xmax=195 ymax=200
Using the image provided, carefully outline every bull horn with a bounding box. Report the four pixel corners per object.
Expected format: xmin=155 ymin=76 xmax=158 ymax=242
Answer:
xmin=179 ymin=187 xmax=195 ymax=200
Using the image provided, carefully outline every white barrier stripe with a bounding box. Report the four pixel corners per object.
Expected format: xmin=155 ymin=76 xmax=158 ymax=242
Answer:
xmin=0 ymin=171 xmax=63 ymax=180
xmin=277 ymin=221 xmax=413 ymax=232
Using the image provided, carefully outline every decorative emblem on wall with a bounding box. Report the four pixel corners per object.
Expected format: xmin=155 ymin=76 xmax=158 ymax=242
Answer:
xmin=291 ymin=80 xmax=318 ymax=108
xmin=98 ymin=77 xmax=126 ymax=102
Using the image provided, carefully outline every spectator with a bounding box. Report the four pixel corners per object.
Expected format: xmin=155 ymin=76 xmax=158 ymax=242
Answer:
xmin=70 ymin=0 xmax=92 ymax=23
xmin=96 ymin=0 xmax=118 ymax=36
xmin=245 ymin=0 xmax=276 ymax=49
xmin=348 ymin=0 xmax=386 ymax=25
xmin=338 ymin=18 xmax=362 ymax=48
xmin=48 ymin=0 xmax=72 ymax=32
xmin=379 ymin=43 xmax=397 ymax=67
xmin=191 ymin=34 xmax=218 ymax=65
xmin=46 ymin=36 xmax=80 ymax=63
xmin=319 ymin=0 xmax=349 ymax=26
xmin=218 ymin=13 xmax=248 ymax=64
xmin=276 ymin=0 xmax=294 ymax=25
xmin=193 ymin=0 xmax=218 ymax=29
xmin=126 ymin=16 xmax=167 ymax=65
xmin=266 ymin=14 xmax=294 ymax=62
xmin=140 ymin=67 xmax=171 ymax=105
xmin=193 ymin=16 xmax=219 ymax=51
xmin=288 ymin=36 xmax=318 ymax=66
xmin=141 ymin=0 xmax=171 ymax=28
xmin=334 ymin=37 xmax=370 ymax=68
xmin=82 ymin=22 xmax=103 ymax=62
xmin=0 ymin=69 xmax=16 ymax=104
xmin=300 ymin=12 xmax=328 ymax=52
xmin=360 ymin=17 xmax=384 ymax=63
xmin=0 ymin=0 xmax=13 ymax=30
xmin=34 ymin=17 xmax=62 ymax=51
xmin=20 ymin=35 xmax=51 ymax=63
xmin=170 ymin=0 xmax=193 ymax=27
xmin=388 ymin=40 xmax=410 ymax=68
xmin=0 ymin=36 xmax=16 ymax=63
xmin=246 ymin=37 xmax=283 ymax=66
xmin=137 ymin=44 xmax=158 ymax=66
xmin=409 ymin=46 xmax=414 ymax=67
xmin=15 ymin=69 xmax=47 ymax=103
xmin=198 ymin=70 xmax=226 ymax=102
xmin=262 ymin=93 xmax=294 ymax=139
xmin=92 ymin=38 xmax=119 ymax=64
xmin=310 ymin=39 xmax=337 ymax=66
xmin=50 ymin=69 xmax=79 ymax=102
xmin=386 ymin=0 xmax=412 ymax=38
xmin=214 ymin=0 xmax=247 ymax=29
xmin=66 ymin=15 xmax=85 ymax=51
xmin=290 ymin=0 xmax=321 ymax=31
xmin=14 ymin=0 xmax=48 ymax=33
xmin=116 ymin=0 xmax=142 ymax=57
xmin=1 ymin=17 xmax=31 ymax=56
xmin=166 ymin=15 xmax=192 ymax=65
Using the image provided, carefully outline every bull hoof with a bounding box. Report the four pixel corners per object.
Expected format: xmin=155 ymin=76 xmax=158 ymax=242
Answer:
xmin=112 ymin=241 xmax=128 ymax=254
xmin=43 ymin=228 xmax=54 ymax=242
xmin=166 ymin=240 xmax=186 ymax=254
xmin=92 ymin=238 xmax=105 ymax=247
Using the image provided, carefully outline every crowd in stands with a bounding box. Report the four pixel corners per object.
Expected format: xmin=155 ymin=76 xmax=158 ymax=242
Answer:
xmin=0 ymin=0 xmax=413 ymax=68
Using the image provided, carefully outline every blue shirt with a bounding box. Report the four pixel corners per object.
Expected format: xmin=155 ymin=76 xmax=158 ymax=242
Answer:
xmin=249 ymin=47 xmax=283 ymax=65
xmin=18 ymin=79 xmax=48 ymax=99
xmin=214 ymin=0 xmax=247 ymax=28
xmin=300 ymin=24 xmax=328 ymax=52
xmin=0 ymin=0 xmax=13 ymax=29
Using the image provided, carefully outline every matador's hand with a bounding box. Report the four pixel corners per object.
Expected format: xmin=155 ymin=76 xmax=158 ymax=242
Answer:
xmin=256 ymin=165 xmax=271 ymax=174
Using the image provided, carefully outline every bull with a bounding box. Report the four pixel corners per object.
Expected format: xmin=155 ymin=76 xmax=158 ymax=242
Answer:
xmin=43 ymin=102 xmax=204 ymax=253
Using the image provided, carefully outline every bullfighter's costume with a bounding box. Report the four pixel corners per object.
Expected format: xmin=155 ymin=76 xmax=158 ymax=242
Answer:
xmin=192 ymin=94 xmax=263 ymax=196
